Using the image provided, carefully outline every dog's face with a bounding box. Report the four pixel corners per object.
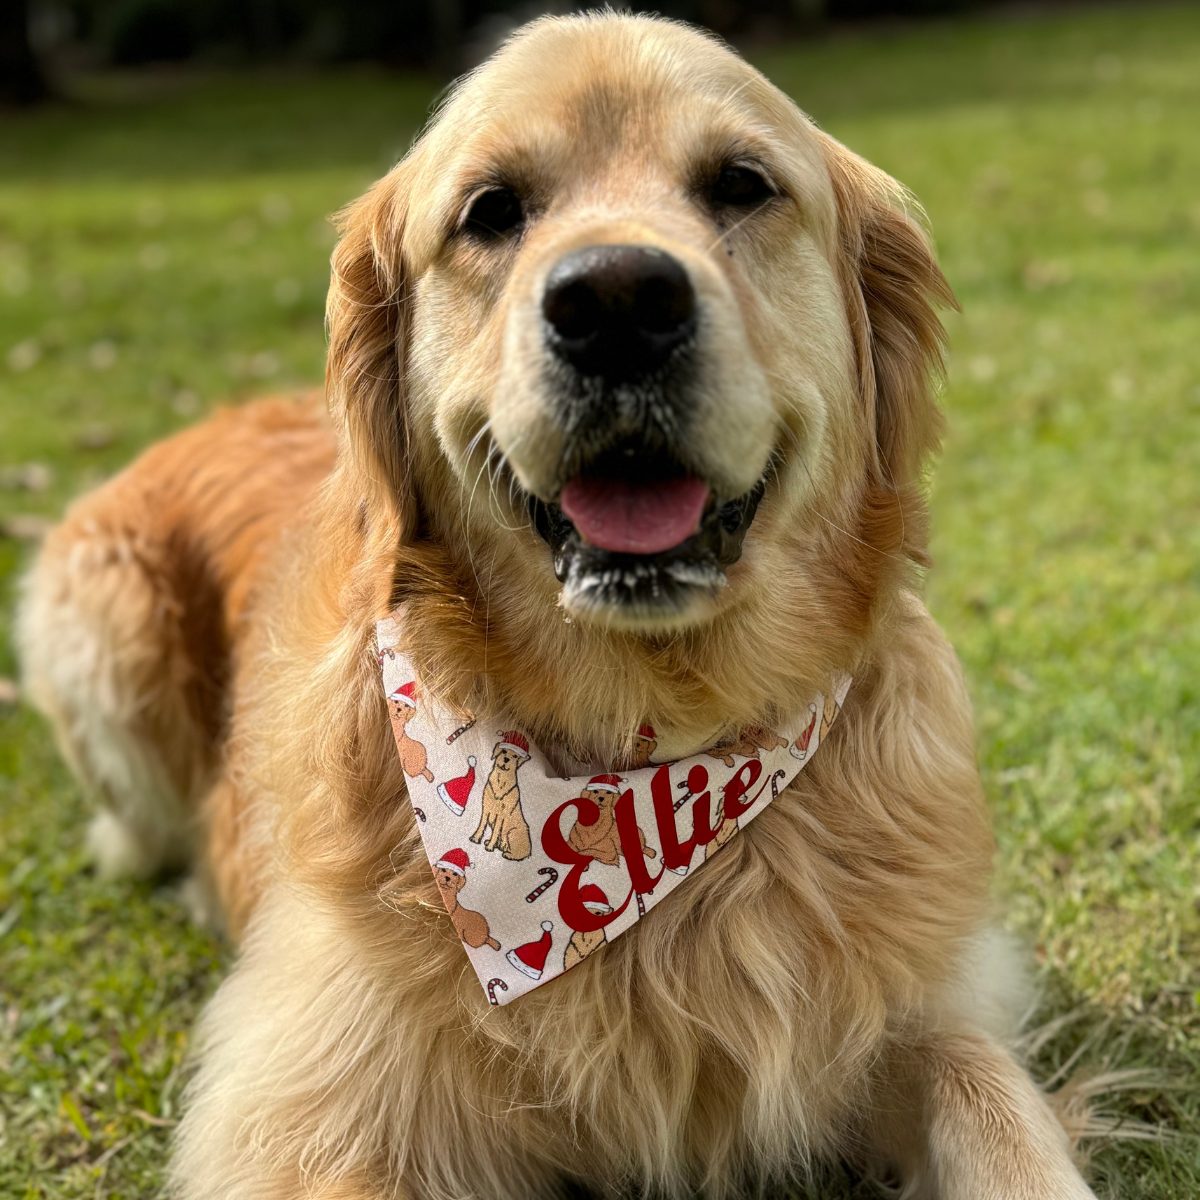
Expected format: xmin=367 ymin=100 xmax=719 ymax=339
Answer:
xmin=579 ymin=786 xmax=618 ymax=825
xmin=631 ymin=734 xmax=656 ymax=764
xmin=433 ymin=865 xmax=466 ymax=899
xmin=490 ymin=745 xmax=526 ymax=774
xmin=329 ymin=15 xmax=950 ymax=639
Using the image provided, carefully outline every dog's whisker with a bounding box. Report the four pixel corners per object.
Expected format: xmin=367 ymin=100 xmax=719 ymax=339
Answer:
xmin=481 ymin=435 xmax=528 ymax=534
xmin=704 ymin=204 xmax=763 ymax=255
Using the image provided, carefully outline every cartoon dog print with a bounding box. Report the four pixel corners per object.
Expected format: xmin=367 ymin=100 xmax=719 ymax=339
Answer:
xmin=567 ymin=774 xmax=657 ymax=868
xmin=432 ymin=848 xmax=500 ymax=951
xmin=705 ymin=723 xmax=789 ymax=769
xmin=387 ymin=681 xmax=434 ymax=783
xmin=563 ymin=883 xmax=613 ymax=971
xmin=704 ymin=803 xmax=743 ymax=861
xmin=470 ymin=731 xmax=532 ymax=861
xmin=819 ymin=693 xmax=841 ymax=741
xmin=621 ymin=723 xmax=658 ymax=770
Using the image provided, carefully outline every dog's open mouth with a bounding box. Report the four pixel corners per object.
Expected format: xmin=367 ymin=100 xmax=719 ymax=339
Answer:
xmin=528 ymin=443 xmax=765 ymax=617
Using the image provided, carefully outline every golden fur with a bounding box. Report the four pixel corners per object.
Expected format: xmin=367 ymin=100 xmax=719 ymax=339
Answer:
xmin=19 ymin=14 xmax=1097 ymax=1199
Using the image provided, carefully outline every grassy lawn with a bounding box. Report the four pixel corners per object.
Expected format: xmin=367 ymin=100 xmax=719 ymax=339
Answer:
xmin=2 ymin=3 xmax=1199 ymax=1195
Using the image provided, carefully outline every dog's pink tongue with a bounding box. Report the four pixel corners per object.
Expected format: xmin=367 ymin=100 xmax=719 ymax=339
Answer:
xmin=559 ymin=475 xmax=709 ymax=555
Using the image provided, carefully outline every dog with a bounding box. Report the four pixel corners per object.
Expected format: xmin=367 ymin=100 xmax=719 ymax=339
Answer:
xmin=432 ymin=848 xmax=501 ymax=951
xmin=386 ymin=681 xmax=435 ymax=783
xmin=623 ymin=723 xmax=658 ymax=769
xmin=705 ymin=722 xmax=789 ymax=769
xmin=562 ymin=882 xmax=614 ymax=972
xmin=18 ymin=14 xmax=1098 ymax=1199
xmin=469 ymin=730 xmax=532 ymax=860
xmin=565 ymin=775 xmax=657 ymax=869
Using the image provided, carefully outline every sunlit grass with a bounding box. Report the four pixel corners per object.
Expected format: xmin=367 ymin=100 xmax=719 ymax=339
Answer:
xmin=3 ymin=5 xmax=1199 ymax=1196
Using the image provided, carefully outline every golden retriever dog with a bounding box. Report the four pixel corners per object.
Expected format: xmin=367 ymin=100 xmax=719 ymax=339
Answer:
xmin=432 ymin=849 xmax=501 ymax=951
xmin=566 ymin=776 xmax=657 ymax=868
xmin=386 ymin=683 xmax=436 ymax=783
xmin=18 ymin=13 xmax=1098 ymax=1199
xmin=705 ymin=722 xmax=790 ymax=768
xmin=470 ymin=730 xmax=533 ymax=860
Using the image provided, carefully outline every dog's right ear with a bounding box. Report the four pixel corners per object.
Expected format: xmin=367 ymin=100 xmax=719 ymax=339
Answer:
xmin=326 ymin=166 xmax=416 ymax=538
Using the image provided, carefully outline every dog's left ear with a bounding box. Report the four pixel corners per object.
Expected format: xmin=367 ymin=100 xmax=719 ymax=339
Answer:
xmin=820 ymin=135 xmax=958 ymax=492
xmin=326 ymin=166 xmax=416 ymax=537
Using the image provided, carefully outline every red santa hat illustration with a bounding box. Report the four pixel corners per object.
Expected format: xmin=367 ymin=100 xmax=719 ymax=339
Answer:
xmin=496 ymin=730 xmax=530 ymax=760
xmin=637 ymin=724 xmax=657 ymax=740
xmin=506 ymin=921 xmax=553 ymax=980
xmin=436 ymin=756 xmax=477 ymax=816
xmin=434 ymin=848 xmax=471 ymax=876
xmin=389 ymin=681 xmax=418 ymax=708
xmin=578 ymin=883 xmax=613 ymax=915
xmin=585 ymin=773 xmax=623 ymax=794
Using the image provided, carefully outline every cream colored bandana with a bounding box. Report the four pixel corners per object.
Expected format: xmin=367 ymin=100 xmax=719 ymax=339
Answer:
xmin=377 ymin=611 xmax=851 ymax=1006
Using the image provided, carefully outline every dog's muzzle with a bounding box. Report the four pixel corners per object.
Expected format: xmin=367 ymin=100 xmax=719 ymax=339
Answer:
xmin=529 ymin=243 xmax=766 ymax=619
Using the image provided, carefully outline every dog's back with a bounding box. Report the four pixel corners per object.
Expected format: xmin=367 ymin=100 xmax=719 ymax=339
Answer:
xmin=18 ymin=395 xmax=334 ymax=883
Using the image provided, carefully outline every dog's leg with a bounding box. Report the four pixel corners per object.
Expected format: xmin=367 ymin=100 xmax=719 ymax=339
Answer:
xmin=469 ymin=792 xmax=491 ymax=844
xmin=503 ymin=811 xmax=531 ymax=861
xmin=486 ymin=819 xmax=503 ymax=852
xmin=172 ymin=887 xmax=574 ymax=1200
xmin=18 ymin=512 xmax=224 ymax=879
xmin=870 ymin=1031 xmax=1096 ymax=1200
xmin=485 ymin=800 xmax=508 ymax=852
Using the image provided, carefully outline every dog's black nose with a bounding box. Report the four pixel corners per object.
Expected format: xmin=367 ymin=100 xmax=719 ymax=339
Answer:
xmin=542 ymin=245 xmax=696 ymax=383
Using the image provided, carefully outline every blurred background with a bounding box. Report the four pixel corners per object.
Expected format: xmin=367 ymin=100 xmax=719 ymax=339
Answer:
xmin=1 ymin=1 xmax=1199 ymax=1197
xmin=3 ymin=0 xmax=1068 ymax=94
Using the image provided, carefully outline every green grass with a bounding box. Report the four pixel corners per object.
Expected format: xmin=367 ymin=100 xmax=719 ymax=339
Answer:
xmin=2 ymin=4 xmax=1199 ymax=1195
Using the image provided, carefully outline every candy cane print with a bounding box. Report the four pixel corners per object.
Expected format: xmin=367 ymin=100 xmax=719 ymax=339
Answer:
xmin=412 ymin=806 xmax=426 ymax=823
xmin=673 ymin=778 xmax=692 ymax=812
xmin=525 ymin=866 xmax=559 ymax=903
xmin=636 ymin=892 xmax=647 ymax=918
xmin=487 ymin=978 xmax=508 ymax=1006
xmin=446 ymin=718 xmax=477 ymax=745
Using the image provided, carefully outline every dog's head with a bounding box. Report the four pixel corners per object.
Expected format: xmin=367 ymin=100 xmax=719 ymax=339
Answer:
xmin=630 ymin=732 xmax=656 ymax=765
xmin=433 ymin=864 xmax=466 ymax=898
xmin=328 ymin=14 xmax=951 ymax=642
xmin=490 ymin=744 xmax=527 ymax=773
xmin=578 ymin=786 xmax=618 ymax=823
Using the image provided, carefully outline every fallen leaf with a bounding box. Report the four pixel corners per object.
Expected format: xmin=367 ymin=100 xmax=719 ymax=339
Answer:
xmin=0 ymin=514 xmax=52 ymax=540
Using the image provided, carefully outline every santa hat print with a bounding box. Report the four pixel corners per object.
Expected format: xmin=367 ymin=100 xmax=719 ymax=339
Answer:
xmin=389 ymin=681 xmax=418 ymax=708
xmin=586 ymin=774 xmax=623 ymax=794
xmin=579 ymin=884 xmax=613 ymax=915
xmin=506 ymin=921 xmax=553 ymax=980
xmin=637 ymin=724 xmax=657 ymax=740
xmin=436 ymin=756 xmax=477 ymax=816
xmin=496 ymin=730 xmax=530 ymax=759
xmin=434 ymin=848 xmax=471 ymax=875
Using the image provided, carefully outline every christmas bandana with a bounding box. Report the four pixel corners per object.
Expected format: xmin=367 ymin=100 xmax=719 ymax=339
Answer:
xmin=377 ymin=612 xmax=851 ymax=1006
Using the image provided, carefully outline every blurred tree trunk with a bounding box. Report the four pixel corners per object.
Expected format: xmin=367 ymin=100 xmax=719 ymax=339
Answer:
xmin=792 ymin=0 xmax=827 ymax=28
xmin=0 ymin=0 xmax=48 ymax=104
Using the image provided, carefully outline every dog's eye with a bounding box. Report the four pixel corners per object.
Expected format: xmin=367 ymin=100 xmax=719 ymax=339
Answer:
xmin=464 ymin=187 xmax=524 ymax=239
xmin=709 ymin=165 xmax=775 ymax=208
